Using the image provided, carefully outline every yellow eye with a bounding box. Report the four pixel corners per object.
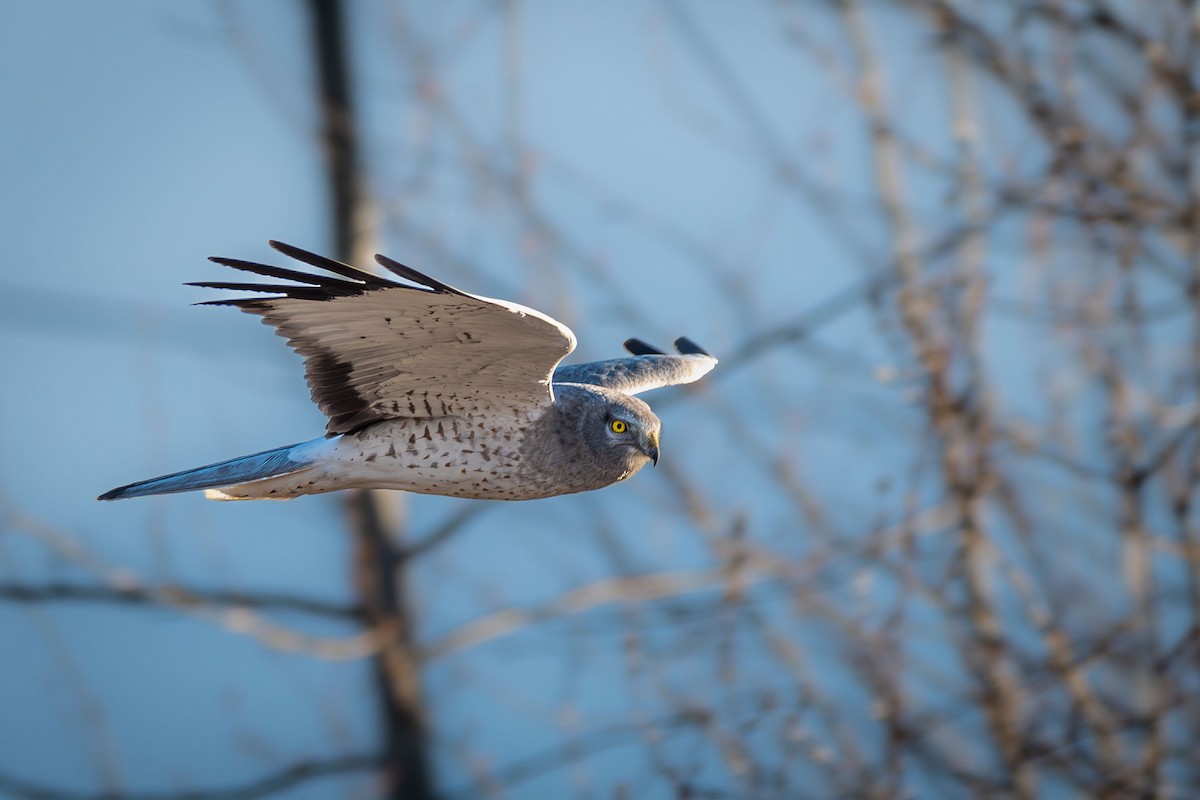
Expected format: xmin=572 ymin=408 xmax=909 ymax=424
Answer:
xmin=610 ymin=420 xmax=627 ymax=434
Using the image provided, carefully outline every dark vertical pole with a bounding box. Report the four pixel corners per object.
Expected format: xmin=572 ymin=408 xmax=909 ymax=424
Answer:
xmin=307 ymin=0 xmax=360 ymax=260
xmin=304 ymin=2 xmax=435 ymax=797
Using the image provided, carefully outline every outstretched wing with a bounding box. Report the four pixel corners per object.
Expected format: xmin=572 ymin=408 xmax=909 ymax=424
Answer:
xmin=194 ymin=241 xmax=576 ymax=435
xmin=553 ymin=337 xmax=717 ymax=396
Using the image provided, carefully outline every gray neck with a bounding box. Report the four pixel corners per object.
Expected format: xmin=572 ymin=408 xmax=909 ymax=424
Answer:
xmin=517 ymin=384 xmax=643 ymax=495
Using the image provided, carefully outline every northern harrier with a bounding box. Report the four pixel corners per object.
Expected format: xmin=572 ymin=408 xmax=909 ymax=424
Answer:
xmin=99 ymin=242 xmax=716 ymax=501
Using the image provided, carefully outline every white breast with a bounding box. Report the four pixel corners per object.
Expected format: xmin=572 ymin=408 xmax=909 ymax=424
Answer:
xmin=324 ymin=414 xmax=546 ymax=500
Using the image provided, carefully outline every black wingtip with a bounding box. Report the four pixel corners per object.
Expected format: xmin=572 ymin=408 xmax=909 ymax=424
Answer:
xmin=674 ymin=337 xmax=711 ymax=356
xmin=97 ymin=487 xmax=124 ymax=501
xmin=186 ymin=281 xmax=334 ymax=301
xmin=267 ymin=241 xmax=394 ymax=286
xmin=624 ymin=338 xmax=666 ymax=356
xmin=193 ymin=298 xmax=271 ymax=309
xmin=374 ymin=253 xmax=466 ymax=296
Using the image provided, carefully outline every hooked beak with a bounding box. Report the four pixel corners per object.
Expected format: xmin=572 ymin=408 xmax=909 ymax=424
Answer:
xmin=643 ymin=432 xmax=660 ymax=467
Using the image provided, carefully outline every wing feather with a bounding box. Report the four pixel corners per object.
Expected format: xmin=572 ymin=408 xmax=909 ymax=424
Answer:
xmin=200 ymin=243 xmax=577 ymax=435
xmin=208 ymin=256 xmax=367 ymax=291
xmin=268 ymin=240 xmax=395 ymax=286
xmin=374 ymin=253 xmax=470 ymax=295
xmin=623 ymin=338 xmax=666 ymax=356
xmin=554 ymin=339 xmax=717 ymax=396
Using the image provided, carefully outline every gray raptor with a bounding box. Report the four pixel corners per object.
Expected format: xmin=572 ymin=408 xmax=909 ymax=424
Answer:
xmin=99 ymin=241 xmax=717 ymax=502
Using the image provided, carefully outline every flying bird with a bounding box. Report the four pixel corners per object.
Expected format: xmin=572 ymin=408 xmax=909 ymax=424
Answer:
xmin=99 ymin=242 xmax=716 ymax=502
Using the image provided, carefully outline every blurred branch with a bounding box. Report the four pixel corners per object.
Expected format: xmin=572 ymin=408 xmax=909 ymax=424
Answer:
xmin=0 ymin=754 xmax=382 ymax=800
xmin=420 ymin=565 xmax=767 ymax=661
xmin=657 ymin=212 xmax=997 ymax=408
xmin=1 ymin=504 xmax=386 ymax=660
xmin=0 ymin=581 xmax=362 ymax=619
xmin=421 ymin=500 xmax=960 ymax=662
xmin=842 ymin=0 xmax=1032 ymax=795
xmin=398 ymin=502 xmax=491 ymax=562
xmin=443 ymin=709 xmax=722 ymax=800
xmin=663 ymin=0 xmax=876 ymax=263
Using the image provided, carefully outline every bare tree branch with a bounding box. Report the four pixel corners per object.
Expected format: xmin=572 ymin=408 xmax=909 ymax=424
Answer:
xmin=0 ymin=754 xmax=382 ymax=800
xmin=0 ymin=582 xmax=362 ymax=619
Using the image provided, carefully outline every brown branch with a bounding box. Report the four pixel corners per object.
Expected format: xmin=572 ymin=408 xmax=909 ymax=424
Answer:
xmin=841 ymin=1 xmax=1034 ymax=795
xmin=443 ymin=709 xmax=727 ymax=800
xmin=0 ymin=582 xmax=362 ymax=619
xmin=420 ymin=566 xmax=760 ymax=662
xmin=1 ymin=505 xmax=384 ymax=659
xmin=398 ymin=503 xmax=491 ymax=562
xmin=0 ymin=754 xmax=382 ymax=800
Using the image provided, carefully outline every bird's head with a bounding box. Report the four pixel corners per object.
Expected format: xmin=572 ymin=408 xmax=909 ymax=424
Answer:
xmin=583 ymin=390 xmax=661 ymax=475
xmin=550 ymin=383 xmax=663 ymax=485
xmin=601 ymin=399 xmax=660 ymax=469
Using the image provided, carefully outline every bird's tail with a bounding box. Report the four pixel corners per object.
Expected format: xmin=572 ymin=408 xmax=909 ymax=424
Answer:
xmin=98 ymin=442 xmax=315 ymax=501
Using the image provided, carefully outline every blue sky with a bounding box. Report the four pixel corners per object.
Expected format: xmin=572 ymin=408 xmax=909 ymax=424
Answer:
xmin=0 ymin=3 xmax=932 ymax=795
xmin=1 ymin=2 xmax=1154 ymax=798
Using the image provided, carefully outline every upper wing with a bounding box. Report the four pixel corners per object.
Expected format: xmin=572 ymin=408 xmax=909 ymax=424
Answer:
xmin=194 ymin=241 xmax=577 ymax=435
xmin=552 ymin=337 xmax=717 ymax=396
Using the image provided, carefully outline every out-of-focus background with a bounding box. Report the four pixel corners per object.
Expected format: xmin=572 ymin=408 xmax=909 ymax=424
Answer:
xmin=2 ymin=2 xmax=1198 ymax=798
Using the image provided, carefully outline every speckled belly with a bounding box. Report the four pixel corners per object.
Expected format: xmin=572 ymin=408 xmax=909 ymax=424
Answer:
xmin=321 ymin=414 xmax=562 ymax=500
